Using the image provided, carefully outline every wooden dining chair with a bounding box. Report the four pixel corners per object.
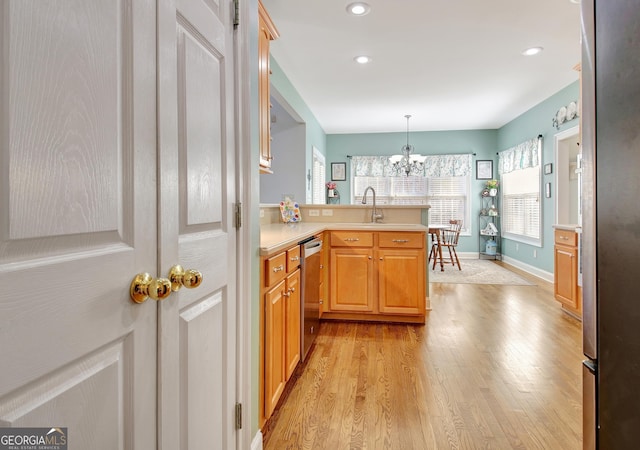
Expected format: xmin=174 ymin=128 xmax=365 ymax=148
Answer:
xmin=440 ymin=219 xmax=463 ymax=270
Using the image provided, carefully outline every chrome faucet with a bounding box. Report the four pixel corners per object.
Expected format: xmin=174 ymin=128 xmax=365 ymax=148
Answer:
xmin=362 ymin=186 xmax=383 ymax=223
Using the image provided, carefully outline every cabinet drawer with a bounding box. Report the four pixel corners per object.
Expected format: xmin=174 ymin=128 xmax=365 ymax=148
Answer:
xmin=330 ymin=231 xmax=374 ymax=247
xmin=378 ymin=231 xmax=424 ymax=249
xmin=286 ymin=245 xmax=301 ymax=273
xmin=555 ymin=229 xmax=577 ymax=246
xmin=265 ymin=251 xmax=287 ymax=286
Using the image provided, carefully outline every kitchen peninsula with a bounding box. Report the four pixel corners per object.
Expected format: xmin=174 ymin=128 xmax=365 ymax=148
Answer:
xmin=259 ymin=204 xmax=430 ymax=427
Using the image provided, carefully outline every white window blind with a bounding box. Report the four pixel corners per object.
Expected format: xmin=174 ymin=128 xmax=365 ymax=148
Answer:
xmin=352 ymin=174 xmax=469 ymax=231
xmin=427 ymin=176 xmax=469 ymax=228
xmin=312 ymin=148 xmax=326 ymax=204
xmin=353 ymin=176 xmax=427 ymax=205
xmin=501 ymin=166 xmax=541 ymax=243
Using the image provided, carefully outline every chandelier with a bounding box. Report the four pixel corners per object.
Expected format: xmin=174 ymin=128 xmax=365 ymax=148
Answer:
xmin=391 ymin=114 xmax=424 ymax=176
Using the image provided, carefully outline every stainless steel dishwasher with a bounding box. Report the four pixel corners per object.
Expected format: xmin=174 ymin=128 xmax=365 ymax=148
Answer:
xmin=299 ymin=236 xmax=322 ymax=361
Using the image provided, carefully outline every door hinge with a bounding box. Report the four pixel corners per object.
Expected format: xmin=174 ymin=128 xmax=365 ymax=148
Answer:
xmin=233 ymin=0 xmax=239 ymax=28
xmin=235 ymin=402 xmax=242 ymax=429
xmin=235 ymin=202 xmax=242 ymax=229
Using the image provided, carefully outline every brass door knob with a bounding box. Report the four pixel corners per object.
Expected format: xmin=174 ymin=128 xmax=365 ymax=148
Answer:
xmin=168 ymin=265 xmax=203 ymax=292
xmin=130 ymin=273 xmax=172 ymax=304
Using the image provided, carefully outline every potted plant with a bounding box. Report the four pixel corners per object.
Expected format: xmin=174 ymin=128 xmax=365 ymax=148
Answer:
xmin=326 ymin=181 xmax=337 ymax=197
xmin=486 ymin=179 xmax=499 ymax=196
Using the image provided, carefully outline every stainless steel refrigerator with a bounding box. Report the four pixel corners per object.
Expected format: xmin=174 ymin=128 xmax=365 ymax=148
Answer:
xmin=581 ymin=1 xmax=640 ymax=448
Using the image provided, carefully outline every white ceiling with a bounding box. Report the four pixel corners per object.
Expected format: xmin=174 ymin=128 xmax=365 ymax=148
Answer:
xmin=261 ymin=0 xmax=582 ymax=134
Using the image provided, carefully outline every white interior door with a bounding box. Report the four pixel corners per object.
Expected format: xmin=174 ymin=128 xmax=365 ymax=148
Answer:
xmin=0 ymin=1 xmax=158 ymax=449
xmin=157 ymin=0 xmax=237 ymax=448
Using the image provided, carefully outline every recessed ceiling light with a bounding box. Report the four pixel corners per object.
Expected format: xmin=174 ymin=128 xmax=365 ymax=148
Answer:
xmin=346 ymin=2 xmax=371 ymax=16
xmin=522 ymin=47 xmax=544 ymax=56
xmin=354 ymin=55 xmax=371 ymax=64
xmin=569 ymin=0 xmax=581 ymax=4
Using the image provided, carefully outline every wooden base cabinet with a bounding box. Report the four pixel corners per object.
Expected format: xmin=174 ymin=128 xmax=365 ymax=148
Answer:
xmin=284 ymin=270 xmax=300 ymax=380
xmin=261 ymin=244 xmax=301 ymax=424
xmin=326 ymin=230 xmax=426 ymax=323
xmin=330 ymin=248 xmax=374 ymax=312
xmin=264 ymin=279 xmax=286 ymax=418
xmin=554 ymin=228 xmax=581 ymax=317
xmin=378 ymin=248 xmax=425 ymax=315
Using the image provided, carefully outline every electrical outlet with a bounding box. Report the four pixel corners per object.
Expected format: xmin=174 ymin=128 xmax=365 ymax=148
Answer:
xmin=308 ymin=209 xmax=320 ymax=217
xmin=533 ymin=249 xmax=537 ymax=258
xmin=322 ymin=209 xmax=333 ymax=216
xmin=259 ymin=209 xmax=265 ymax=218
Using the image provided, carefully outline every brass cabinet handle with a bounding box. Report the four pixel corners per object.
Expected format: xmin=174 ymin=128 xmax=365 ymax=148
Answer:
xmin=130 ymin=273 xmax=172 ymax=304
xmin=392 ymin=239 xmax=410 ymax=243
xmin=168 ymin=265 xmax=203 ymax=292
xmin=345 ymin=238 xmax=360 ymax=242
xmin=272 ymin=265 xmax=284 ymax=273
xmin=290 ymin=256 xmax=300 ymax=262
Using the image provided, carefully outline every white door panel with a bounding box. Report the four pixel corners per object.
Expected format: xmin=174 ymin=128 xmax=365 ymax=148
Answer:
xmin=158 ymin=0 xmax=236 ymax=448
xmin=0 ymin=1 xmax=157 ymax=449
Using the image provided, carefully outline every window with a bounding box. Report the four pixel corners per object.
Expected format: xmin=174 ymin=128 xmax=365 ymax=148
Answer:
xmin=350 ymin=154 xmax=471 ymax=232
xmin=352 ymin=174 xmax=470 ymax=232
xmin=353 ymin=176 xmax=427 ymax=205
xmin=426 ymin=176 xmax=470 ymax=228
xmin=498 ymin=137 xmax=542 ymax=246
xmin=311 ymin=147 xmax=326 ymax=204
xmin=502 ymin=167 xmax=540 ymax=243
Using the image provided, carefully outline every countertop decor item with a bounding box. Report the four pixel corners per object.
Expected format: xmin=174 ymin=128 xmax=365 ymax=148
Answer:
xmin=279 ymin=196 xmax=301 ymax=223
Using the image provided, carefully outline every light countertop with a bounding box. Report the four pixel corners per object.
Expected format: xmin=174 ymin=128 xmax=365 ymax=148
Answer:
xmin=553 ymin=224 xmax=582 ymax=232
xmin=260 ymin=222 xmax=428 ymax=255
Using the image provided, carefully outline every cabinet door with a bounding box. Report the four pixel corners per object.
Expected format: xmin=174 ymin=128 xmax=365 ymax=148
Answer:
xmin=330 ymin=248 xmax=374 ymax=312
xmin=264 ymin=280 xmax=286 ymax=417
xmin=378 ymin=249 xmax=425 ymax=315
xmin=285 ymin=270 xmax=301 ymax=380
xmin=258 ymin=2 xmax=278 ymax=173
xmin=554 ymin=244 xmax=578 ymax=309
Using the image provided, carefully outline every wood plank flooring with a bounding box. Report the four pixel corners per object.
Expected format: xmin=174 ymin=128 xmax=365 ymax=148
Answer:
xmin=263 ymin=263 xmax=583 ymax=450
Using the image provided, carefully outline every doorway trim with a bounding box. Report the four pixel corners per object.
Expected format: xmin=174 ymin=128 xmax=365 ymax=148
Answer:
xmin=554 ymin=125 xmax=580 ymax=225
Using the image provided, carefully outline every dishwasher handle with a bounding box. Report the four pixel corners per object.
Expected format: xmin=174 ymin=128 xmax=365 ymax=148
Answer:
xmin=302 ymin=240 xmax=322 ymax=258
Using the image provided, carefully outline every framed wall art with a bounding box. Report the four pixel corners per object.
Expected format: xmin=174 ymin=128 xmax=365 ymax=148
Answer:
xmin=331 ymin=162 xmax=346 ymax=181
xmin=476 ymin=160 xmax=493 ymax=180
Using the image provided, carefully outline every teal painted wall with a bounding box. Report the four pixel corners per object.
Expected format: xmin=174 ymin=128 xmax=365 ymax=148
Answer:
xmin=497 ymin=81 xmax=580 ymax=272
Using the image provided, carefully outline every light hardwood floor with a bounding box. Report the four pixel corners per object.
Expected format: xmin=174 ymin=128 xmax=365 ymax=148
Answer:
xmin=263 ymin=263 xmax=583 ymax=450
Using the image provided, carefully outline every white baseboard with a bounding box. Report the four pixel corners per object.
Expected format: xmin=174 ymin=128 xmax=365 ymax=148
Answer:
xmin=500 ymin=255 xmax=554 ymax=283
xmin=251 ymin=430 xmax=263 ymax=450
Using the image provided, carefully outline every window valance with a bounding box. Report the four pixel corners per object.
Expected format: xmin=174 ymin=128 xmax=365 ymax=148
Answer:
xmin=498 ymin=136 xmax=541 ymax=174
xmin=351 ymin=154 xmax=471 ymax=178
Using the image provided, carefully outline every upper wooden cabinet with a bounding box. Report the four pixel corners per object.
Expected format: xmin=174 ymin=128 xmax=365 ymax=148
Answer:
xmin=258 ymin=1 xmax=279 ymax=173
